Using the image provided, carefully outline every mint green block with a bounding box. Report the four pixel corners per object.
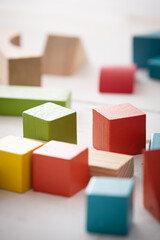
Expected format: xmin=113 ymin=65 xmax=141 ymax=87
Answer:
xmin=0 ymin=86 xmax=71 ymax=116
xmin=23 ymin=102 xmax=77 ymax=144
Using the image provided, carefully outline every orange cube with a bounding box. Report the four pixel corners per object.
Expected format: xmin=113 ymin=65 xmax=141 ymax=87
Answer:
xmin=143 ymin=149 xmax=160 ymax=222
xmin=32 ymin=140 xmax=89 ymax=197
xmin=93 ymin=103 xmax=146 ymax=155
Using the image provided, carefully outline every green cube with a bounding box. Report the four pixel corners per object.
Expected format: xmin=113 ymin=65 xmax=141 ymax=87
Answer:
xmin=23 ymin=102 xmax=77 ymax=144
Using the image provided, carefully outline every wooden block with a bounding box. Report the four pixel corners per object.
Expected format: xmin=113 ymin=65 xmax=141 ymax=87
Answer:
xmin=99 ymin=64 xmax=136 ymax=93
xmin=143 ymin=149 xmax=160 ymax=222
xmin=42 ymin=35 xmax=87 ymax=75
xmin=0 ymin=136 xmax=43 ymax=193
xmin=86 ymin=177 xmax=134 ymax=235
xmin=0 ymin=30 xmax=41 ymax=86
xmin=149 ymin=133 xmax=160 ymax=150
xmin=89 ymin=149 xmax=134 ymax=178
xmin=93 ymin=103 xmax=146 ymax=155
xmin=133 ymin=32 xmax=160 ymax=68
xmin=32 ymin=140 xmax=89 ymax=197
xmin=148 ymin=56 xmax=160 ymax=80
xmin=23 ymin=102 xmax=77 ymax=143
xmin=0 ymin=85 xmax=71 ymax=116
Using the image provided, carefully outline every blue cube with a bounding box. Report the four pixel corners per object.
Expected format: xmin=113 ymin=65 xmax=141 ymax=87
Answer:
xmin=86 ymin=177 xmax=134 ymax=235
xmin=148 ymin=56 xmax=160 ymax=80
xmin=149 ymin=133 xmax=160 ymax=150
xmin=133 ymin=32 xmax=160 ymax=68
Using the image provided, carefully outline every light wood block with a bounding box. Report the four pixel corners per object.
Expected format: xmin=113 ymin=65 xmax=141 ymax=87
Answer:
xmin=89 ymin=149 xmax=134 ymax=178
xmin=0 ymin=30 xmax=41 ymax=86
xmin=42 ymin=34 xmax=87 ymax=75
xmin=0 ymin=136 xmax=43 ymax=193
xmin=33 ymin=140 xmax=89 ymax=197
xmin=23 ymin=102 xmax=77 ymax=143
xmin=0 ymin=85 xmax=71 ymax=116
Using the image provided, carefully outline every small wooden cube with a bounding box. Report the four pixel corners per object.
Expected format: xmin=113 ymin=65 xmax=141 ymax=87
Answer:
xmin=86 ymin=177 xmax=134 ymax=235
xmin=143 ymin=149 xmax=160 ymax=222
xmin=89 ymin=149 xmax=134 ymax=178
xmin=148 ymin=57 xmax=160 ymax=80
xmin=23 ymin=102 xmax=77 ymax=143
xmin=99 ymin=65 xmax=136 ymax=93
xmin=32 ymin=140 xmax=89 ymax=197
xmin=149 ymin=133 xmax=160 ymax=150
xmin=0 ymin=136 xmax=43 ymax=193
xmin=93 ymin=103 xmax=146 ymax=155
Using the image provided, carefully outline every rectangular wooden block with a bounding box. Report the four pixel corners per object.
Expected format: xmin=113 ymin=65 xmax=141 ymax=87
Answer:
xmin=0 ymin=136 xmax=43 ymax=193
xmin=148 ymin=57 xmax=160 ymax=80
xmin=23 ymin=102 xmax=77 ymax=144
xmin=89 ymin=149 xmax=134 ymax=178
xmin=0 ymin=85 xmax=71 ymax=116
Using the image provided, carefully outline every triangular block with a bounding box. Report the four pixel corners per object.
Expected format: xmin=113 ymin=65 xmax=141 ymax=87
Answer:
xmin=42 ymin=35 xmax=87 ymax=75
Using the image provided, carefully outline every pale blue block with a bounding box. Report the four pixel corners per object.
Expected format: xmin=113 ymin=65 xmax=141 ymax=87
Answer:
xmin=133 ymin=32 xmax=160 ymax=68
xmin=86 ymin=177 xmax=134 ymax=235
xmin=149 ymin=133 xmax=160 ymax=150
xmin=148 ymin=56 xmax=160 ymax=80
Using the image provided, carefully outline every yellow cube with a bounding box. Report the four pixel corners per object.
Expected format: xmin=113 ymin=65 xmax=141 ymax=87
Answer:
xmin=0 ymin=136 xmax=43 ymax=193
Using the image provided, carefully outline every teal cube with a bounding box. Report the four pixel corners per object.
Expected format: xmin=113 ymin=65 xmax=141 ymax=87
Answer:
xmin=86 ymin=177 xmax=134 ymax=235
xmin=148 ymin=56 xmax=160 ymax=80
xmin=149 ymin=133 xmax=160 ymax=150
xmin=23 ymin=102 xmax=77 ymax=144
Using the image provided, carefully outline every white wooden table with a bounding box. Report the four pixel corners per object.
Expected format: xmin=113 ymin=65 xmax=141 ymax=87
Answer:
xmin=0 ymin=1 xmax=160 ymax=239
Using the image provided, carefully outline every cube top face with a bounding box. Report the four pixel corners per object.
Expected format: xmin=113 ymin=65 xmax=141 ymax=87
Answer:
xmin=86 ymin=177 xmax=134 ymax=197
xmin=0 ymin=136 xmax=43 ymax=155
xmin=134 ymin=32 xmax=160 ymax=39
xmin=94 ymin=103 xmax=145 ymax=120
xmin=33 ymin=140 xmax=87 ymax=160
xmin=0 ymin=86 xmax=70 ymax=103
xmin=149 ymin=133 xmax=160 ymax=150
xmin=23 ymin=102 xmax=75 ymax=122
xmin=89 ymin=149 xmax=133 ymax=171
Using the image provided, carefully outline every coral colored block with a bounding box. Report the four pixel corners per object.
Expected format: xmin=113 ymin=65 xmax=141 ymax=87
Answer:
xmin=0 ymin=136 xmax=43 ymax=193
xmin=99 ymin=65 xmax=136 ymax=93
xmin=148 ymin=56 xmax=160 ymax=80
xmin=143 ymin=149 xmax=160 ymax=222
xmin=93 ymin=103 xmax=146 ymax=155
xmin=133 ymin=32 xmax=160 ymax=68
xmin=149 ymin=133 xmax=160 ymax=150
xmin=23 ymin=102 xmax=77 ymax=144
xmin=86 ymin=177 xmax=134 ymax=235
xmin=32 ymin=140 xmax=89 ymax=197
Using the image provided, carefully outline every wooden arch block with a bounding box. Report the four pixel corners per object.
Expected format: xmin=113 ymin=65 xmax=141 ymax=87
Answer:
xmin=42 ymin=35 xmax=87 ymax=75
xmin=0 ymin=30 xmax=41 ymax=86
xmin=143 ymin=149 xmax=160 ymax=222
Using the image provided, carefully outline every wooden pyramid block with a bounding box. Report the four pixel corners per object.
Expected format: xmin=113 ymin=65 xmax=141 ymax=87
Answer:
xmin=42 ymin=35 xmax=87 ymax=75
xmin=89 ymin=149 xmax=134 ymax=178
xmin=0 ymin=30 xmax=41 ymax=86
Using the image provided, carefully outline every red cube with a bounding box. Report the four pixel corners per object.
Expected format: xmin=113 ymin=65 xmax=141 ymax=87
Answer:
xmin=143 ymin=149 xmax=160 ymax=222
xmin=32 ymin=140 xmax=89 ymax=197
xmin=99 ymin=64 xmax=136 ymax=93
xmin=93 ymin=103 xmax=146 ymax=155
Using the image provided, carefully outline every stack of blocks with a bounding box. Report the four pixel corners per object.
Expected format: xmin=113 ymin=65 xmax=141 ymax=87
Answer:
xmin=86 ymin=177 xmax=134 ymax=235
xmin=93 ymin=103 xmax=146 ymax=155
xmin=23 ymin=102 xmax=77 ymax=144
xmin=143 ymin=133 xmax=160 ymax=222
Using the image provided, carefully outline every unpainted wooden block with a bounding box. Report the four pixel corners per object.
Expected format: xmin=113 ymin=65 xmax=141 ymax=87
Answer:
xmin=0 ymin=85 xmax=71 ymax=116
xmin=42 ymin=35 xmax=87 ymax=75
xmin=23 ymin=102 xmax=77 ymax=143
xmin=99 ymin=64 xmax=136 ymax=93
xmin=32 ymin=140 xmax=89 ymax=197
xmin=86 ymin=177 xmax=134 ymax=235
xmin=93 ymin=103 xmax=146 ymax=155
xmin=0 ymin=30 xmax=41 ymax=86
xmin=148 ymin=56 xmax=160 ymax=80
xmin=143 ymin=149 xmax=160 ymax=222
xmin=133 ymin=32 xmax=160 ymax=68
xmin=0 ymin=136 xmax=43 ymax=193
xmin=89 ymin=149 xmax=134 ymax=178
